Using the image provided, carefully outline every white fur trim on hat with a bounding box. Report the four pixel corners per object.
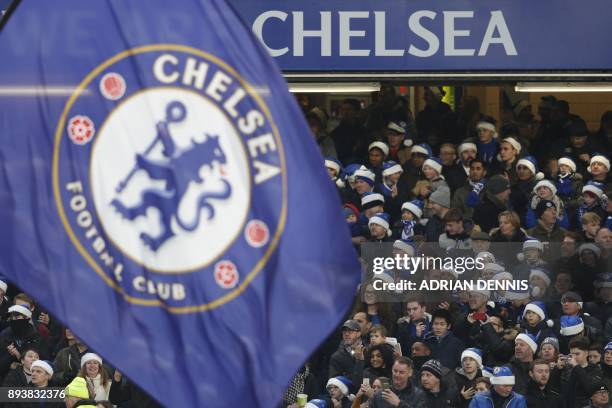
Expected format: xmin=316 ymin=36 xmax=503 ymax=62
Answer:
xmin=523 ymin=240 xmax=543 ymax=252
xmin=31 ymin=360 xmax=53 ymax=376
xmin=458 ymin=142 xmax=477 ymax=155
xmin=533 ymin=180 xmax=557 ymax=196
xmin=476 ymin=121 xmax=497 ymax=136
xmin=8 ymin=305 xmax=31 ymax=319
xmin=582 ymin=184 xmax=603 ymax=198
xmin=81 ymin=353 xmax=103 ymax=368
xmin=501 ymin=137 xmax=521 ymax=154
xmin=461 ymin=350 xmax=483 ymax=368
xmin=387 ymin=122 xmax=406 ymax=134
xmin=325 ymin=159 xmax=341 ymax=174
xmin=423 ymin=158 xmax=442 ymax=175
xmin=494 ymin=272 xmax=513 ymax=281
xmin=515 ymin=333 xmax=538 ymax=353
xmin=558 ymin=157 xmax=577 ymax=173
xmin=369 ymin=141 xmax=389 ymax=157
xmin=483 ymin=263 xmax=505 ymax=274
xmin=401 ymin=202 xmax=423 ymax=219
xmin=579 ymin=243 xmax=602 ymax=258
xmin=361 ymin=193 xmax=385 ymax=207
xmin=393 ymin=240 xmax=415 ymax=256
xmin=524 ymin=303 xmax=546 ymax=322
xmin=560 ymin=320 xmax=585 ymax=337
xmin=0 ymin=280 xmax=7 ymax=294
xmin=354 ymin=168 xmax=375 ymax=183
xmin=411 ymin=145 xmax=430 ymax=156
xmin=326 ymin=378 xmax=349 ymax=396
xmin=589 ymin=155 xmax=610 ymax=172
xmin=470 ymin=289 xmax=490 ymax=298
xmin=369 ymin=216 xmax=390 ymax=232
xmin=491 ymin=375 xmax=515 ymax=385
xmin=529 ymin=269 xmax=551 ymax=287
xmin=476 ymin=251 xmax=496 ymax=264
xmin=383 ymin=164 xmax=403 ymax=177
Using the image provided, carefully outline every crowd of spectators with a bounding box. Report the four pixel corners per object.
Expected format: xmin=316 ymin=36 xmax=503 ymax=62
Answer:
xmin=284 ymin=86 xmax=612 ymax=408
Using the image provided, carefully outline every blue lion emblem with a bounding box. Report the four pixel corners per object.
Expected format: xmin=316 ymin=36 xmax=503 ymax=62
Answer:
xmin=110 ymin=100 xmax=232 ymax=251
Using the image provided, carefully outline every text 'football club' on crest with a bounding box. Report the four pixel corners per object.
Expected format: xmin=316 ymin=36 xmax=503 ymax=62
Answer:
xmin=52 ymin=45 xmax=287 ymax=313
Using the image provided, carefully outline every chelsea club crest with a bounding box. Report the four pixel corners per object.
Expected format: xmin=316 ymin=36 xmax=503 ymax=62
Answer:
xmin=52 ymin=45 xmax=287 ymax=312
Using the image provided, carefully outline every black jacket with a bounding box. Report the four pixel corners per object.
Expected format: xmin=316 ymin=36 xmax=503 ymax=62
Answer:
xmin=507 ymin=357 xmax=531 ymax=395
xmin=329 ymin=344 xmax=357 ymax=379
xmin=425 ymin=332 xmax=466 ymax=370
xmin=564 ymin=363 xmax=604 ymax=408
xmin=109 ymin=378 xmax=163 ymax=408
xmin=473 ymin=191 xmax=509 ymax=233
xmin=475 ymin=323 xmax=515 ymax=367
xmin=525 ymin=379 xmax=562 ymax=408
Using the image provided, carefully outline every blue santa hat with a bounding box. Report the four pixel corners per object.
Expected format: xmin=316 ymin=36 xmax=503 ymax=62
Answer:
xmin=560 ymin=315 xmax=585 ymax=337
xmin=401 ymin=199 xmax=424 ymax=219
xmin=354 ymin=166 xmax=376 ymax=186
xmin=523 ymin=301 xmax=554 ymax=327
xmin=361 ymin=192 xmax=385 ymax=209
xmin=490 ymin=366 xmax=515 ymax=385
xmin=326 ymin=376 xmax=352 ymax=396
xmin=504 ymin=285 xmax=530 ymax=301
xmin=369 ymin=212 xmax=392 ymax=236
xmin=410 ymin=143 xmax=432 ymax=157
xmin=305 ymin=399 xmax=327 ymax=408
xmin=515 ymin=333 xmax=538 ymax=354
xmin=605 ymin=341 xmax=612 ymax=353
xmin=393 ymin=239 xmax=417 ymax=256
xmin=382 ymin=160 xmax=404 ymax=177
xmin=324 ymin=157 xmax=342 ymax=175
xmin=517 ymin=155 xmax=544 ymax=180
xmin=461 ymin=348 xmax=483 ymax=368
xmin=583 ymin=181 xmax=605 ymax=198
xmin=423 ymin=156 xmax=443 ymax=175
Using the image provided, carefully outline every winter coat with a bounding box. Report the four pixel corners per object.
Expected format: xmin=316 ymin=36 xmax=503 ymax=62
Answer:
xmin=0 ymin=325 xmax=50 ymax=379
xmin=369 ymin=382 xmax=427 ymax=408
xmin=452 ymin=182 xmax=483 ymax=220
xmin=2 ymin=364 xmax=30 ymax=387
xmin=468 ymin=390 xmax=527 ymax=408
xmin=423 ymin=382 xmax=457 ymax=408
xmin=564 ymin=363 xmax=604 ymax=408
xmin=556 ymin=172 xmax=583 ymax=211
xmin=451 ymin=368 xmax=489 ymax=408
xmin=475 ymin=323 xmax=516 ymax=367
xmin=425 ymin=214 xmax=445 ymax=243
xmin=425 ymin=331 xmax=466 ymax=370
xmin=527 ymin=221 xmax=567 ymax=243
xmin=51 ymin=345 xmax=89 ymax=386
xmin=473 ymin=191 xmax=509 ymax=233
xmin=397 ymin=314 xmax=432 ymax=354
xmin=329 ymin=344 xmax=357 ymax=379
xmin=525 ymin=379 xmax=562 ymax=408
xmin=510 ymin=178 xmax=537 ymax=221
xmin=507 ymin=358 xmax=531 ymax=395
xmin=524 ymin=194 xmax=569 ymax=230
xmin=443 ymin=163 xmax=468 ymax=193
xmin=109 ymin=377 xmax=163 ymax=408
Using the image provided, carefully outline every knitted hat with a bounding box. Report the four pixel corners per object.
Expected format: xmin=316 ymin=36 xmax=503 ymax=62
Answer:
xmin=423 ymin=157 xmax=443 ymax=175
xmin=560 ymin=315 xmax=585 ymax=336
xmin=578 ymin=243 xmax=602 ymax=258
xmin=369 ymin=141 xmax=389 ymax=157
xmin=469 ymin=288 xmax=491 ymax=298
xmin=81 ymin=352 xmax=103 ymax=368
xmin=558 ymin=157 xmax=577 ymax=173
xmin=382 ymin=161 xmax=404 ymax=177
xmin=421 ymin=359 xmax=443 ymax=380
xmin=411 ymin=143 xmax=432 ymax=157
xmin=476 ymin=118 xmax=498 ymax=138
xmin=535 ymin=200 xmax=556 ymax=219
xmin=305 ymin=400 xmax=327 ymax=408
xmin=490 ymin=366 xmax=515 ymax=385
xmin=541 ymin=337 xmax=559 ymax=353
xmin=462 ymin=348 xmax=483 ymax=368
xmin=523 ymin=239 xmax=544 ymax=252
xmin=429 ymin=186 xmax=451 ymax=208
xmin=582 ymin=181 xmax=604 ymax=198
xmin=324 ymin=157 xmax=342 ymax=175
xmin=517 ymin=156 xmax=543 ymax=180
xmin=401 ymin=200 xmax=424 ymax=219
xmin=393 ymin=239 xmax=416 ymax=256
xmin=354 ymin=167 xmax=376 ymax=186
xmin=605 ymin=341 xmax=612 ymax=353
xmin=0 ymin=280 xmax=6 ymax=294
xmin=326 ymin=376 xmax=352 ymax=396
xmin=31 ymin=360 xmax=54 ymax=376
xmin=588 ymin=154 xmax=610 ymax=172
xmin=8 ymin=304 xmax=32 ymax=319
xmin=361 ymin=192 xmax=385 ymax=210
xmin=501 ymin=137 xmax=522 ymax=154
xmin=487 ymin=175 xmax=511 ymax=195
xmin=387 ymin=121 xmax=406 ymax=135
xmin=515 ymin=333 xmax=538 ymax=353
xmin=533 ymin=180 xmax=557 ymax=196
xmin=523 ymin=301 xmax=548 ymax=322
xmin=65 ymin=377 xmax=89 ymax=399
xmin=458 ymin=142 xmax=478 ymax=155
xmin=476 ymin=251 xmax=496 ymax=264
xmin=369 ymin=212 xmax=392 ymax=236
xmin=529 ymin=269 xmax=551 ymax=287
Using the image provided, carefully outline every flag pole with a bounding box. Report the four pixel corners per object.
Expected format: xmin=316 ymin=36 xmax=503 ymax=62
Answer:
xmin=0 ymin=0 xmax=21 ymax=34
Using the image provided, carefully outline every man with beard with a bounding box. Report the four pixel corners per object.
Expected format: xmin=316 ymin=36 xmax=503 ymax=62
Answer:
xmin=452 ymin=159 xmax=487 ymax=220
xmin=370 ymin=357 xmax=427 ymax=408
xmin=0 ymin=305 xmax=49 ymax=379
xmin=525 ymin=359 xmax=561 ymax=407
xmin=508 ymin=333 xmax=537 ymax=395
xmin=440 ymin=143 xmax=467 ymax=193
xmin=329 ymin=320 xmax=364 ymax=379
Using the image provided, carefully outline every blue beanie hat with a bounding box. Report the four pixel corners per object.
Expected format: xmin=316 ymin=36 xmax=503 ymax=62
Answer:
xmin=491 ymin=366 xmax=515 ymax=385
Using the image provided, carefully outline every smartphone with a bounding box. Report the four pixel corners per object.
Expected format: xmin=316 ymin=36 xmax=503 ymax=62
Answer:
xmin=381 ymin=380 xmax=390 ymax=390
xmin=362 ymin=378 xmax=370 ymax=387
xmin=394 ymin=342 xmax=402 ymax=356
xmin=473 ymin=312 xmax=487 ymax=321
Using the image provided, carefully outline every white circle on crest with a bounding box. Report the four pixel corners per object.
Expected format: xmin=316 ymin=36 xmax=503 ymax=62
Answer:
xmin=90 ymin=88 xmax=250 ymax=273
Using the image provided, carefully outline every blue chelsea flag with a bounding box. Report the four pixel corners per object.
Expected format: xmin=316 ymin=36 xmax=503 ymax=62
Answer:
xmin=0 ymin=1 xmax=360 ymax=406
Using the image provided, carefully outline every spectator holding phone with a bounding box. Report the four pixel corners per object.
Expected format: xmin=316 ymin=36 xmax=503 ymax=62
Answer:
xmin=397 ymin=299 xmax=431 ymax=354
xmin=565 ymin=336 xmax=605 ymax=407
xmin=454 ymin=289 xmax=492 ymax=345
xmin=369 ymin=357 xmax=426 ymax=408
